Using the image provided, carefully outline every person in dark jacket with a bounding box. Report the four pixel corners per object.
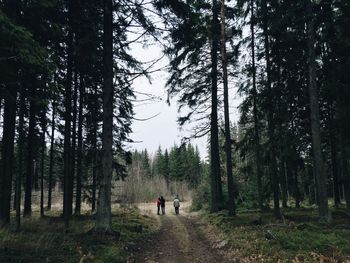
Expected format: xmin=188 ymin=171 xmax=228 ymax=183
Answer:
xmin=160 ymin=196 xmax=166 ymax=215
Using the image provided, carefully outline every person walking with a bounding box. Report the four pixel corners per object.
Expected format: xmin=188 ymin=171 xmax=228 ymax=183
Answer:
xmin=160 ymin=196 xmax=166 ymax=215
xmin=156 ymin=197 xmax=161 ymax=215
xmin=173 ymin=196 xmax=180 ymax=215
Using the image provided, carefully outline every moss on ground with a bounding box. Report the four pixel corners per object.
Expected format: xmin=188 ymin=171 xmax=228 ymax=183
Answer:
xmin=201 ymin=207 xmax=350 ymax=262
xmin=0 ymin=206 xmax=158 ymax=263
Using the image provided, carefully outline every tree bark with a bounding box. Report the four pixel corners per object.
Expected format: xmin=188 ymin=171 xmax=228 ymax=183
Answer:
xmin=307 ymin=0 xmax=330 ymax=222
xmin=15 ymin=85 xmax=26 ymax=230
xmin=329 ymin=103 xmax=340 ymax=207
xmin=250 ymin=0 xmax=263 ymax=212
xmin=209 ymin=0 xmax=222 ymax=212
xmin=220 ymin=0 xmax=235 ymax=216
xmin=40 ymin=105 xmax=47 ymax=217
xmin=339 ymin=134 xmax=350 ymax=215
xmin=0 ymin=85 xmax=17 ymax=225
xmin=94 ymin=0 xmax=113 ymax=233
xmin=293 ymin=167 xmax=300 ymax=208
xmin=0 ymin=0 xmax=20 ymax=226
xmin=24 ymin=80 xmax=37 ymax=218
xmin=92 ymin=88 xmax=98 ymax=213
xmin=63 ymin=0 xmax=74 ymax=228
xmin=70 ymin=72 xmax=78 ymax=215
xmin=47 ymin=92 xmax=56 ymax=211
xmin=75 ymin=75 xmax=84 ymax=215
xmin=280 ymin=157 xmax=288 ymax=208
xmin=261 ymin=0 xmax=280 ymax=218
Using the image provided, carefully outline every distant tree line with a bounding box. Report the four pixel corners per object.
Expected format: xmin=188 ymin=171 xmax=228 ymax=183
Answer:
xmin=130 ymin=144 xmax=203 ymax=190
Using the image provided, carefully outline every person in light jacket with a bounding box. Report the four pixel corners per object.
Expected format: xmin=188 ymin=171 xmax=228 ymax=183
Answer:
xmin=173 ymin=196 xmax=180 ymax=215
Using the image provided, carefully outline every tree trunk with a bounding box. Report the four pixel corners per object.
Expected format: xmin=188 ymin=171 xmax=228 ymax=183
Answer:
xmin=280 ymin=157 xmax=288 ymax=209
xmin=75 ymin=75 xmax=84 ymax=215
xmin=47 ymin=93 xmax=56 ymax=211
xmin=24 ymin=81 xmax=37 ymax=218
xmin=220 ymin=0 xmax=235 ymax=216
xmin=15 ymin=85 xmax=26 ymax=230
xmin=0 ymin=98 xmax=2 ymax=129
xmin=0 ymin=0 xmax=20 ymax=225
xmin=92 ymin=88 xmax=98 ymax=213
xmin=0 ymin=85 xmax=17 ymax=225
xmin=250 ymin=0 xmax=263 ymax=212
xmin=34 ymin=159 xmax=39 ymax=191
xmin=70 ymin=73 xmax=78 ymax=215
xmin=209 ymin=0 xmax=221 ymax=212
xmin=63 ymin=0 xmax=74 ymax=228
xmin=92 ymin=144 xmax=97 ymax=212
xmin=40 ymin=106 xmax=47 ymax=217
xmin=261 ymin=0 xmax=280 ymax=218
xmin=293 ymin=169 xmax=300 ymax=208
xmin=307 ymin=0 xmax=330 ymax=222
xmin=329 ymin=103 xmax=340 ymax=207
xmin=339 ymin=134 xmax=350 ymax=215
xmin=94 ymin=0 xmax=113 ymax=233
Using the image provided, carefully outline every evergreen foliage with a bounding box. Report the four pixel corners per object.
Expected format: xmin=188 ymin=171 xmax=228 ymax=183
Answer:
xmin=0 ymin=0 xmax=350 ymax=240
xmin=130 ymin=144 xmax=203 ymax=190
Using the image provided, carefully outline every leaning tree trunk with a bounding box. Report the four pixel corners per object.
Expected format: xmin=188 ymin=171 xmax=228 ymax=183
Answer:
xmin=94 ymin=0 xmax=113 ymax=233
xmin=220 ymin=0 xmax=235 ymax=216
xmin=307 ymin=0 xmax=330 ymax=222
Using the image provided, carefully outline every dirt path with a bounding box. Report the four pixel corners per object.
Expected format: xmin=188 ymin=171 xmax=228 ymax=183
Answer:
xmin=129 ymin=202 xmax=225 ymax=263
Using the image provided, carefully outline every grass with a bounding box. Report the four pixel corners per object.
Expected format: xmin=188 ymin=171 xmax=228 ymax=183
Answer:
xmin=200 ymin=206 xmax=350 ymax=262
xmin=0 ymin=205 xmax=158 ymax=263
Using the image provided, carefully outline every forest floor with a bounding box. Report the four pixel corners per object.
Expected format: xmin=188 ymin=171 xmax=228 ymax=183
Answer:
xmin=128 ymin=201 xmax=227 ymax=263
xmin=129 ymin=202 xmax=350 ymax=263
xmin=1 ymin=200 xmax=350 ymax=262
xmin=0 ymin=203 xmax=158 ymax=263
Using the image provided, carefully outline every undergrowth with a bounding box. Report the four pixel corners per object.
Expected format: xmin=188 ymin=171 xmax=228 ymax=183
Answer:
xmin=201 ymin=207 xmax=350 ymax=262
xmin=0 ymin=206 xmax=157 ymax=263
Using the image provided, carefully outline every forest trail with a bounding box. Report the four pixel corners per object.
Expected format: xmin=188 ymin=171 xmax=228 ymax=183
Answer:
xmin=129 ymin=202 xmax=225 ymax=263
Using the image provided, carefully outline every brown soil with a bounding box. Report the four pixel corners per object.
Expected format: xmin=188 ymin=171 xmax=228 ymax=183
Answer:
xmin=128 ymin=202 xmax=226 ymax=263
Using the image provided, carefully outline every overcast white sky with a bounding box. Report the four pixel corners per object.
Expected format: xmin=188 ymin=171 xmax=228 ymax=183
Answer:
xmin=127 ymin=40 xmax=243 ymax=160
xmin=123 ymin=1 xmax=246 ymax=160
xmin=128 ymin=43 xmax=209 ymax=159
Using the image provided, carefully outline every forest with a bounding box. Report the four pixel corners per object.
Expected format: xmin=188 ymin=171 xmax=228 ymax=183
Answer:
xmin=0 ymin=0 xmax=350 ymax=262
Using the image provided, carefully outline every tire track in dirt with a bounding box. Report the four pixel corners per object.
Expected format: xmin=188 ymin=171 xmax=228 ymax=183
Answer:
xmin=129 ymin=203 xmax=224 ymax=263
